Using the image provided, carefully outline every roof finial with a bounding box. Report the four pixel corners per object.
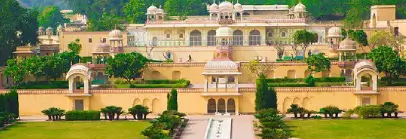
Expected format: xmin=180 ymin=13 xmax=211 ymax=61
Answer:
xmin=237 ymin=0 xmax=239 ymax=4
xmin=213 ymin=0 xmax=216 ymax=4
xmin=114 ymin=24 xmax=117 ymax=30
xmin=159 ymin=5 xmax=162 ymax=9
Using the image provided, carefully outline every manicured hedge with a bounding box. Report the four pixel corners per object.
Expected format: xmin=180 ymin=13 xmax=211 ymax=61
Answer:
xmin=114 ymin=79 xmax=191 ymax=88
xmin=115 ymin=79 xmax=190 ymax=85
xmin=17 ymin=81 xmax=69 ymax=89
xmin=65 ymin=110 xmax=100 ymax=121
xmin=268 ymin=83 xmax=309 ymax=87
xmin=315 ymin=82 xmax=349 ymax=87
xmin=265 ymin=77 xmax=345 ymax=83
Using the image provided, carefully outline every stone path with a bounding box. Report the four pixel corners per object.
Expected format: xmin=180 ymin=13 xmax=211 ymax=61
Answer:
xmin=181 ymin=115 xmax=255 ymax=139
xmin=231 ymin=115 xmax=255 ymax=139
xmin=181 ymin=116 xmax=210 ymax=139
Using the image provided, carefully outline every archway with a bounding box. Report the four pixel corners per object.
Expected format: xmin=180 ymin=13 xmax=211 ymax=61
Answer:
xmin=302 ymin=97 xmax=310 ymax=109
xmin=172 ymin=71 xmax=181 ymax=80
xmin=233 ymin=30 xmax=243 ymax=46
xmin=372 ymin=14 xmax=377 ymax=28
xmin=283 ymin=97 xmax=292 ymax=113
xmin=133 ymin=98 xmax=141 ymax=106
xmin=218 ymin=98 xmax=226 ymax=113
xmin=151 ymin=71 xmax=160 ymax=79
xmin=143 ymin=99 xmax=150 ymax=109
xmin=152 ymin=99 xmax=160 ymax=113
xmin=207 ymin=98 xmax=216 ymax=113
xmin=267 ymin=70 xmax=275 ymax=78
xmin=227 ymin=98 xmax=235 ymax=113
xmin=190 ymin=30 xmax=202 ymax=46
xmin=287 ymin=70 xmax=296 ymax=78
xmin=360 ymin=73 xmax=373 ymax=91
xmin=152 ymin=37 xmax=158 ymax=46
xmin=293 ymin=97 xmax=301 ymax=106
xmin=249 ymin=30 xmax=261 ymax=46
xmin=66 ymin=64 xmax=90 ymax=94
xmin=207 ymin=30 xmax=216 ymax=46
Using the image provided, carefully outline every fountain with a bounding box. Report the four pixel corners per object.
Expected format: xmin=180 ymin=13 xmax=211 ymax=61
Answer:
xmin=204 ymin=118 xmax=232 ymax=139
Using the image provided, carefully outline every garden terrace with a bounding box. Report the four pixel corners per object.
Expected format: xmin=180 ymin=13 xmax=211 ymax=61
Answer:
xmin=265 ymin=77 xmax=348 ymax=87
xmin=113 ymin=79 xmax=191 ymax=88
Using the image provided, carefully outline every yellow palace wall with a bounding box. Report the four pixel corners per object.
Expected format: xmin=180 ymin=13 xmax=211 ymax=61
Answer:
xmin=3 ymin=87 xmax=406 ymax=116
xmin=144 ymin=63 xmax=342 ymax=84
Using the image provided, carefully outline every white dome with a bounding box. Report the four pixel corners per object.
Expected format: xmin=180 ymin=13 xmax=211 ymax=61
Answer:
xmin=156 ymin=5 xmax=164 ymax=13
xmin=294 ymin=2 xmax=306 ymax=12
xmin=46 ymin=27 xmax=53 ymax=31
xmin=234 ymin=3 xmax=243 ymax=11
xmin=338 ymin=37 xmax=357 ymax=51
xmin=147 ymin=5 xmax=157 ymax=14
xmin=219 ymin=1 xmax=233 ymax=11
xmin=39 ymin=27 xmax=45 ymax=32
xmin=94 ymin=42 xmax=111 ymax=53
xmin=109 ymin=29 xmax=123 ymax=40
xmin=354 ymin=60 xmax=377 ymax=73
xmin=327 ymin=27 xmax=343 ymax=38
xmin=210 ymin=3 xmax=219 ymax=12
xmin=66 ymin=64 xmax=90 ymax=80
xmin=216 ymin=27 xmax=233 ymax=37
xmin=204 ymin=60 xmax=238 ymax=71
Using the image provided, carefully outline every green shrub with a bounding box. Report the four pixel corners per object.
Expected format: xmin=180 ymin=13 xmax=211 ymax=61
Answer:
xmin=17 ymin=81 xmax=69 ymax=89
xmin=100 ymin=106 xmax=124 ymax=121
xmin=314 ymin=77 xmax=345 ymax=82
xmin=0 ymin=117 xmax=4 ymax=127
xmin=354 ymin=105 xmax=381 ymax=119
xmin=320 ymin=106 xmax=341 ymax=118
xmin=342 ymin=109 xmax=354 ymax=119
xmin=254 ymin=108 xmax=291 ymax=139
xmin=268 ymin=83 xmax=309 ymax=87
xmin=265 ymin=77 xmax=303 ymax=83
xmin=315 ymin=82 xmax=349 ymax=87
xmin=304 ymin=75 xmax=316 ymax=87
xmin=128 ymin=105 xmax=150 ymax=120
xmin=381 ymin=102 xmax=399 ymax=117
xmin=311 ymin=115 xmax=322 ymax=119
xmin=41 ymin=107 xmax=65 ymax=121
xmin=65 ymin=110 xmax=100 ymax=121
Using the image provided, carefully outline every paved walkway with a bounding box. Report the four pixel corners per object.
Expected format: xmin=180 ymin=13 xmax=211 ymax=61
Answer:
xmin=181 ymin=116 xmax=210 ymax=139
xmin=181 ymin=115 xmax=255 ymax=139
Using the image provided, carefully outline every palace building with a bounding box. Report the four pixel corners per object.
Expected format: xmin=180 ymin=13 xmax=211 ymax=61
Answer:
xmin=2 ymin=2 xmax=406 ymax=116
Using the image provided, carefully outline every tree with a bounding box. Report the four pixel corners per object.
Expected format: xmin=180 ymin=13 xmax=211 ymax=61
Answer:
xmin=22 ymin=56 xmax=43 ymax=81
xmin=42 ymin=55 xmax=70 ymax=81
xmin=369 ymin=31 xmax=404 ymax=51
xmin=369 ymin=45 xmax=406 ymax=85
xmin=87 ymin=15 xmax=126 ymax=31
xmin=306 ymin=53 xmax=331 ymax=75
xmin=106 ymin=52 xmax=148 ymax=87
xmin=255 ymin=73 xmax=268 ymax=111
xmin=37 ymin=6 xmax=69 ymax=28
xmin=245 ymin=60 xmax=275 ymax=77
xmin=167 ymin=89 xmax=178 ymax=111
xmin=124 ymin=0 xmax=146 ymax=23
xmin=293 ymin=29 xmax=318 ymax=58
xmin=67 ymin=39 xmax=82 ymax=55
xmin=0 ymin=0 xmax=38 ymax=66
xmin=265 ymin=87 xmax=278 ymax=109
xmin=343 ymin=29 xmax=369 ymax=55
xmin=4 ymin=59 xmax=26 ymax=86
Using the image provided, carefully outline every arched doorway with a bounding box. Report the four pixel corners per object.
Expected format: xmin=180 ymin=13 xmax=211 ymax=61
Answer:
xmin=143 ymin=99 xmax=150 ymax=109
xmin=152 ymin=99 xmax=160 ymax=113
xmin=133 ymin=98 xmax=141 ymax=106
xmin=361 ymin=74 xmax=373 ymax=91
xmin=207 ymin=98 xmax=216 ymax=113
xmin=218 ymin=98 xmax=226 ymax=113
xmin=249 ymin=30 xmax=261 ymax=46
xmin=227 ymin=98 xmax=235 ymax=113
xmin=172 ymin=71 xmax=181 ymax=80
xmin=190 ymin=30 xmax=202 ymax=46
xmin=152 ymin=37 xmax=158 ymax=46
xmin=207 ymin=30 xmax=216 ymax=46
xmin=233 ymin=30 xmax=243 ymax=46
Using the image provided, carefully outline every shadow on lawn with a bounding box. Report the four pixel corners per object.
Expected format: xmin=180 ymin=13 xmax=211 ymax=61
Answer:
xmin=0 ymin=122 xmax=27 ymax=132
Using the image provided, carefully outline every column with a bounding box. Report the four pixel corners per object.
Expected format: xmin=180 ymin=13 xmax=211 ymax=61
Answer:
xmin=216 ymin=76 xmax=219 ymax=92
xmin=215 ymin=98 xmax=218 ymax=113
xmin=204 ymin=76 xmax=208 ymax=92
xmin=240 ymin=12 xmax=243 ymax=20
xmin=225 ymin=98 xmax=228 ymax=114
xmin=225 ymin=80 xmax=228 ymax=92
xmin=210 ymin=13 xmax=212 ymax=20
xmin=235 ymin=76 xmax=239 ymax=92
xmin=339 ymin=52 xmax=342 ymax=61
xmin=235 ymin=97 xmax=239 ymax=115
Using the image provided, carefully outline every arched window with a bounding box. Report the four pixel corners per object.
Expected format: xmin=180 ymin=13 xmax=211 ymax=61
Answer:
xmin=177 ymin=30 xmax=184 ymax=39
xmin=218 ymin=98 xmax=226 ymax=113
xmin=227 ymin=99 xmax=235 ymax=113
xmin=207 ymin=30 xmax=216 ymax=46
xmin=189 ymin=30 xmax=202 ymax=46
xmin=281 ymin=31 xmax=287 ymax=38
xmin=287 ymin=70 xmax=296 ymax=78
xmin=207 ymin=98 xmax=216 ymax=113
xmin=233 ymin=30 xmax=243 ymax=46
xmin=164 ymin=30 xmax=172 ymax=39
xmin=268 ymin=32 xmax=273 ymax=37
xmin=249 ymin=30 xmax=261 ymax=46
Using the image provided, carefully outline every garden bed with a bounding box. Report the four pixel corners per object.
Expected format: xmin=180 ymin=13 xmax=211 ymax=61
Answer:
xmin=16 ymin=81 xmax=69 ymax=89
xmin=114 ymin=79 xmax=190 ymax=88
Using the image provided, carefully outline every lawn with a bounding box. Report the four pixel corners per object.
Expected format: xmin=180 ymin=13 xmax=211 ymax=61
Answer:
xmin=0 ymin=121 xmax=150 ymax=139
xmin=288 ymin=119 xmax=406 ymax=139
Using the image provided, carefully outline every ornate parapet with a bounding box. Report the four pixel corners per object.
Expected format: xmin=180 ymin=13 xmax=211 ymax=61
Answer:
xmin=148 ymin=62 xmax=206 ymax=67
xmin=0 ymin=89 xmax=69 ymax=94
xmin=91 ymin=88 xmax=204 ymax=94
xmin=239 ymin=87 xmax=355 ymax=92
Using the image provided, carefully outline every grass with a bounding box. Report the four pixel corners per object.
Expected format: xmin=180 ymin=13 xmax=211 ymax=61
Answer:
xmin=0 ymin=121 xmax=150 ymax=139
xmin=288 ymin=119 xmax=406 ymax=139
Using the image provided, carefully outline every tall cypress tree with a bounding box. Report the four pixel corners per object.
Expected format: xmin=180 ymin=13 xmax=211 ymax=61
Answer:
xmin=255 ymin=74 xmax=267 ymax=111
xmin=167 ymin=89 xmax=178 ymax=111
xmin=8 ymin=89 xmax=19 ymax=117
xmin=266 ymin=87 xmax=278 ymax=109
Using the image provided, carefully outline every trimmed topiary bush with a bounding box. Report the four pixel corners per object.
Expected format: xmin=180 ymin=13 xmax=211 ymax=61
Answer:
xmin=354 ymin=105 xmax=381 ymax=119
xmin=65 ymin=110 xmax=100 ymax=121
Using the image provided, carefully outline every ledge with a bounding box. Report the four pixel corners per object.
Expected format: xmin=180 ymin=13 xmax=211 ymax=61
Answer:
xmin=66 ymin=93 xmax=93 ymax=97
xmin=354 ymin=91 xmax=379 ymax=95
